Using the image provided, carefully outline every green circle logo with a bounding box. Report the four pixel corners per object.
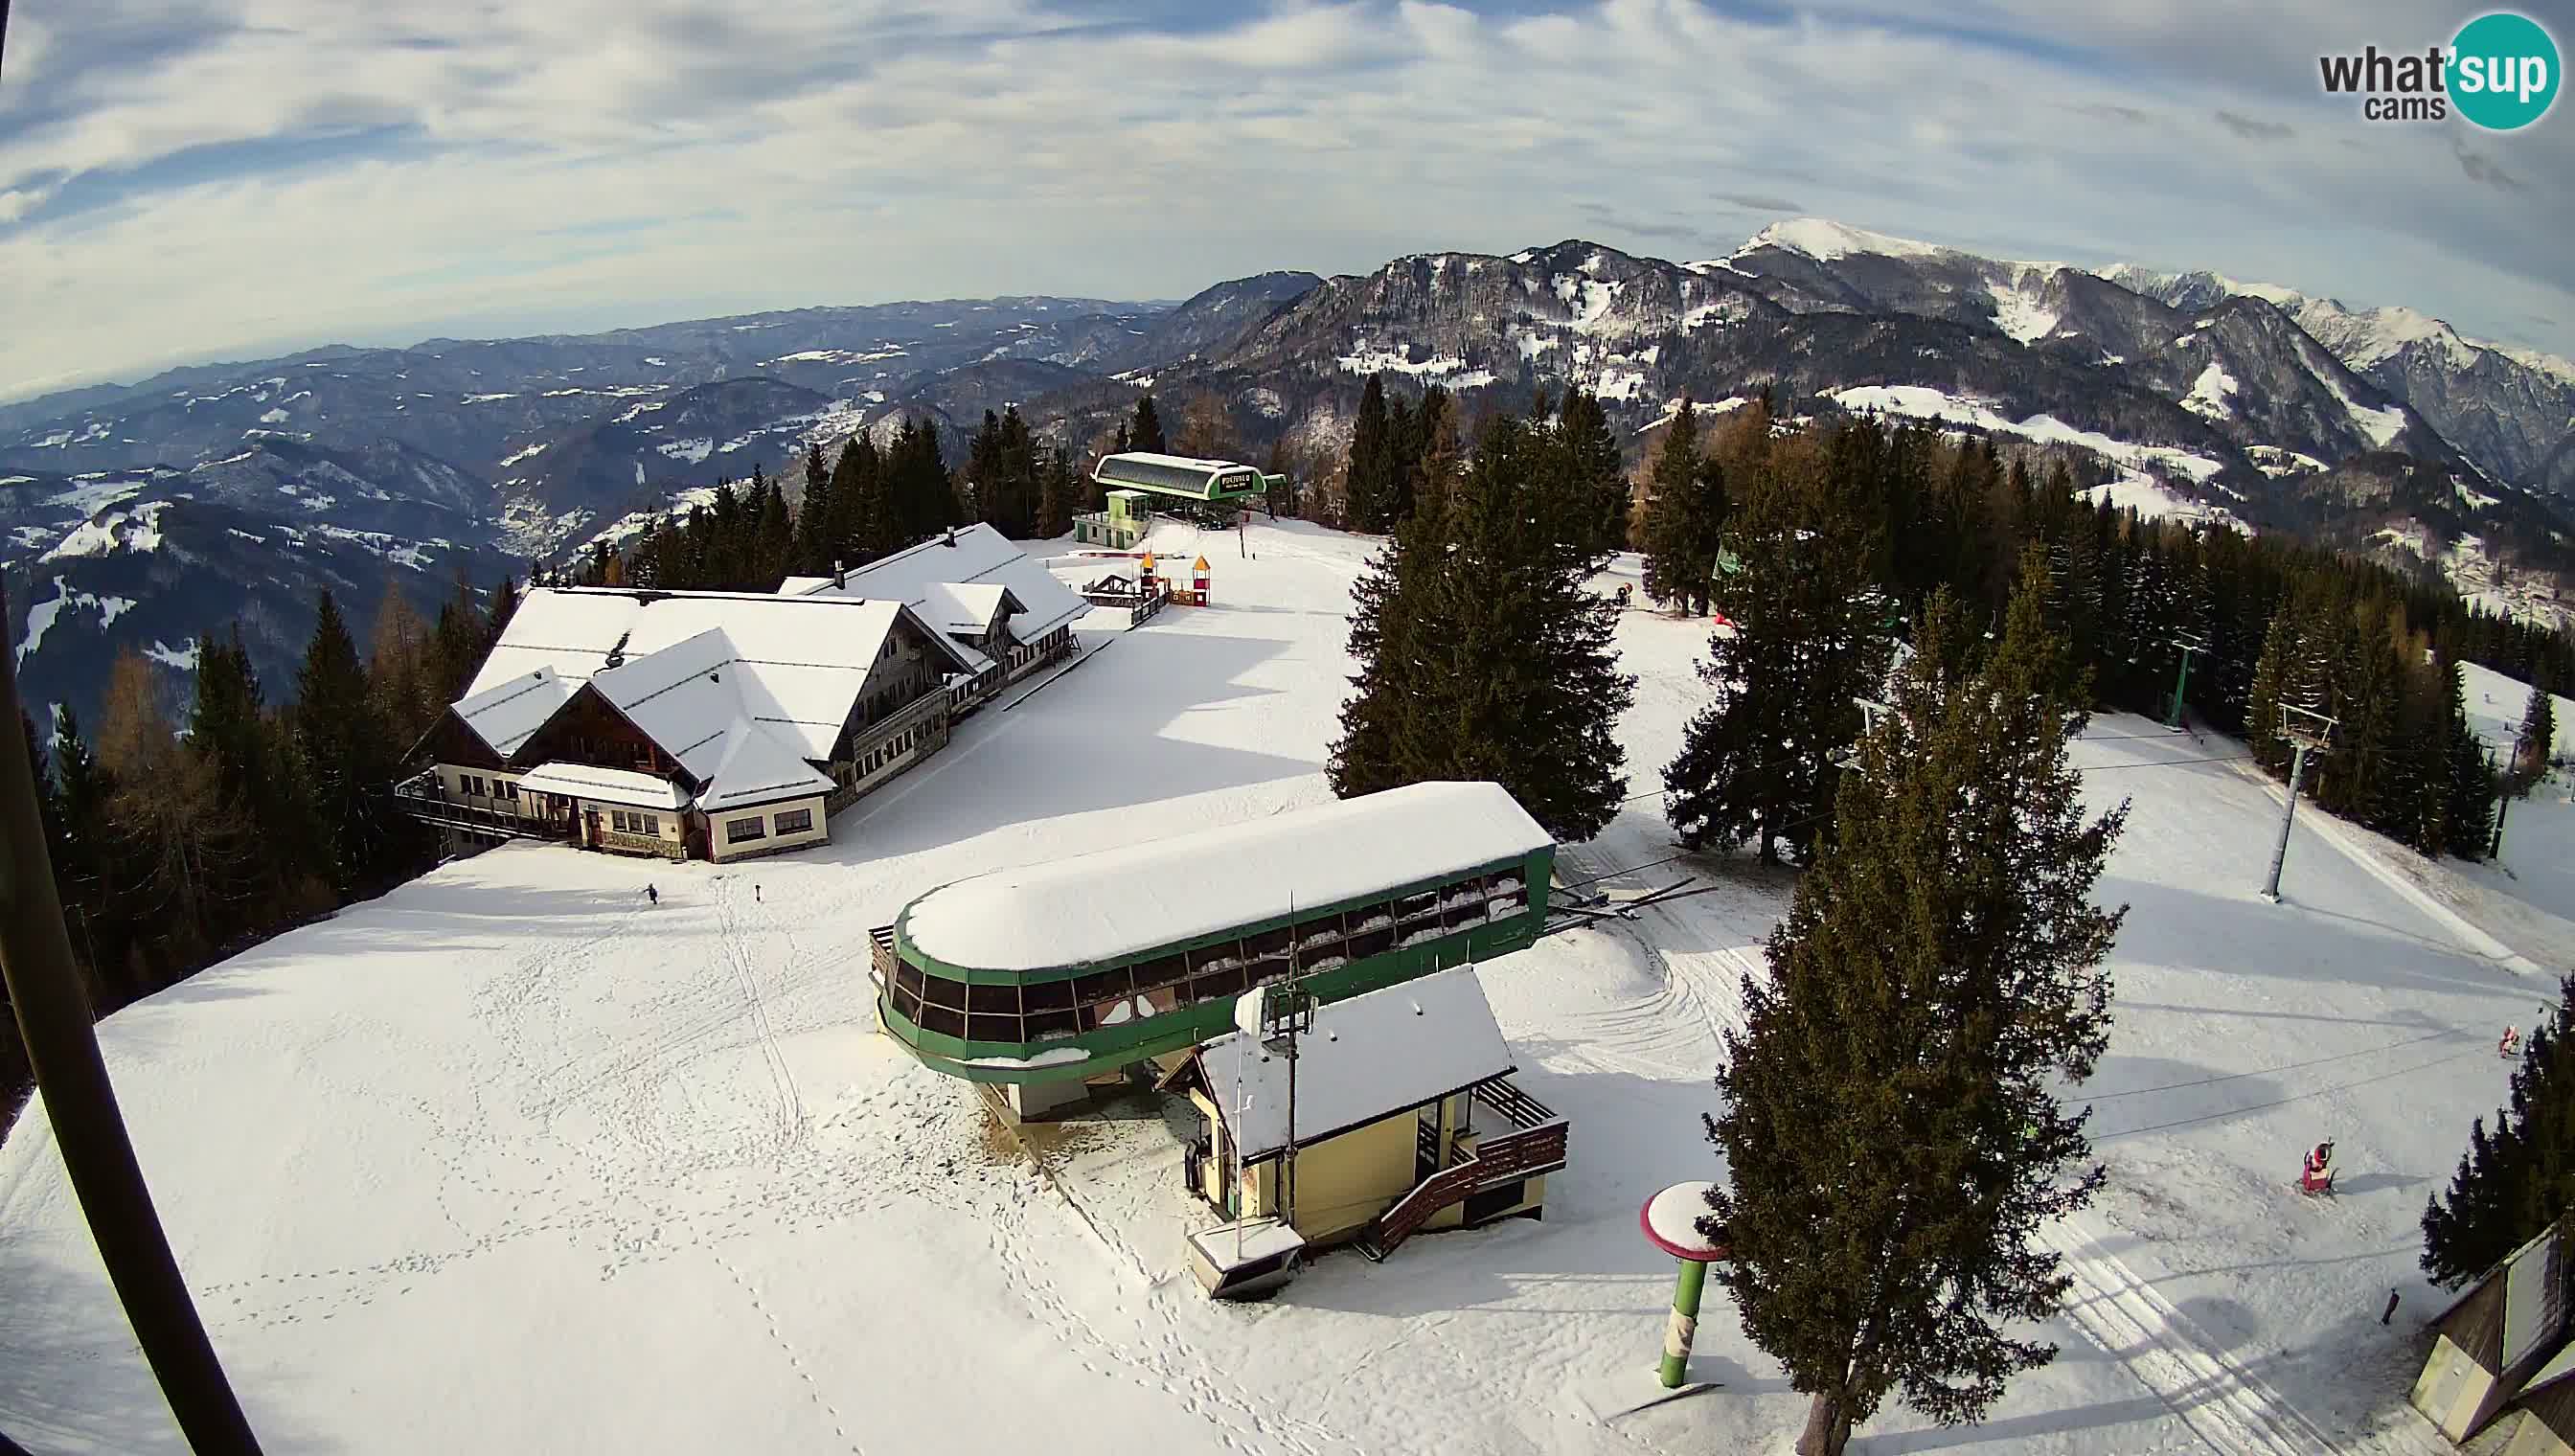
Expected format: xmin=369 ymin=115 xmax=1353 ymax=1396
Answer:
xmin=2450 ymin=11 xmax=2560 ymax=130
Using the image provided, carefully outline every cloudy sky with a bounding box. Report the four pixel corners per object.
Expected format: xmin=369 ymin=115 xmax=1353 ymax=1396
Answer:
xmin=1 ymin=0 xmax=2568 ymax=399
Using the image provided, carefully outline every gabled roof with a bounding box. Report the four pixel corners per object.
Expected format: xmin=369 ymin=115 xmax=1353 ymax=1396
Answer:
xmin=450 ymin=668 xmax=579 ymax=758
xmin=465 ymin=587 xmax=982 ymax=762
xmin=919 ymin=581 xmax=1017 ymax=637
xmin=695 ymin=719 xmax=834 ymax=812
xmin=588 ymin=628 xmax=739 ymax=777
xmin=516 ymin=762 xmax=691 ymax=809
xmin=1197 ymin=966 xmax=1515 ymax=1162
xmin=788 ymin=523 xmax=1089 ymax=640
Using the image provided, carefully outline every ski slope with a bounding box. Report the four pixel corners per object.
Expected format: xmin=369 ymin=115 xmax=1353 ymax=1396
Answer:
xmin=0 ymin=518 xmax=2540 ymax=1454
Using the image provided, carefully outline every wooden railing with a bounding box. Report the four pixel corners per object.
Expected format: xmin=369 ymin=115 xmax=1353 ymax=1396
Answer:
xmin=1364 ymin=1080 xmax=1567 ymax=1260
xmin=870 ymin=925 xmax=899 ymax=989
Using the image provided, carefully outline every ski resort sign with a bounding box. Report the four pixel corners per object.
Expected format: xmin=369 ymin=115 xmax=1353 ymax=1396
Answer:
xmin=2316 ymin=11 xmax=2559 ymax=129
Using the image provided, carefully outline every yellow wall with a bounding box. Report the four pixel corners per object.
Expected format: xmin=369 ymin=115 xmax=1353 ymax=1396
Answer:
xmin=2504 ymin=1410 xmax=2575 ymax=1456
xmin=2411 ymin=1334 xmax=2499 ymax=1441
xmin=709 ymin=795 xmax=830 ymax=862
xmin=1283 ymin=1115 xmax=1421 ymax=1244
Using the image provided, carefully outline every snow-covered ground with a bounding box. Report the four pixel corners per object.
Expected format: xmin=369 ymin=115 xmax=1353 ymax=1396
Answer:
xmin=0 ymin=518 xmax=2546 ymax=1454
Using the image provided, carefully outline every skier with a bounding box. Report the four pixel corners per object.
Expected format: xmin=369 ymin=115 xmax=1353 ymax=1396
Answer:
xmin=755 ymin=884 xmax=762 ymax=904
xmin=2300 ymin=1140 xmax=2336 ymax=1195
xmin=646 ymin=883 xmax=659 ymax=907
xmin=2502 ymin=1025 xmax=2523 ymax=1059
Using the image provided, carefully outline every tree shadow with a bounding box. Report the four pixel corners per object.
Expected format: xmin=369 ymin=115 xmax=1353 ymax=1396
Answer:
xmin=2098 ymin=874 xmax=2529 ymax=1005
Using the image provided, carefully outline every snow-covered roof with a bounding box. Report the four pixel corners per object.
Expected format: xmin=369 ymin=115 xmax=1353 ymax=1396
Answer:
xmin=1197 ymin=967 xmax=1514 ymax=1162
xmin=2520 ymin=1340 xmax=2575 ymax=1400
xmin=515 ymin=762 xmax=691 ymax=809
xmin=2503 ymin=1222 xmax=2568 ymax=1370
xmin=451 ymin=668 xmax=578 ymax=758
xmin=787 ymin=524 xmax=1088 ymax=641
xmin=1187 ymin=1217 xmax=1306 ymax=1268
xmin=1091 ymin=453 xmax=1267 ymax=501
xmin=695 ymin=722 xmax=834 ymax=812
xmin=899 ymin=782 xmax=1552 ymax=973
xmin=465 ymin=587 xmax=981 ymax=762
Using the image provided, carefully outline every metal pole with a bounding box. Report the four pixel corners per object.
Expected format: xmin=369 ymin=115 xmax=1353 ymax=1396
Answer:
xmin=1658 ymin=1258 xmax=1708 ymax=1387
xmin=1282 ymin=1035 xmax=1297 ymax=1230
xmin=2166 ymin=646 xmax=2197 ymax=729
xmin=2261 ymin=741 xmax=2311 ymax=903
xmin=2492 ymin=751 xmax=2511 ymax=859
xmin=0 ymin=582 xmax=265 ymax=1453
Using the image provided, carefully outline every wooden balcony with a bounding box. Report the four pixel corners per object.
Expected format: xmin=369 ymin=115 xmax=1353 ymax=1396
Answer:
xmin=389 ymin=774 xmax=570 ymax=842
xmin=1362 ymin=1079 xmax=1566 ymax=1261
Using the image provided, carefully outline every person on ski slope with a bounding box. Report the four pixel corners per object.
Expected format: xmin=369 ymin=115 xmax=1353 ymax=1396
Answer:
xmin=2303 ymin=1140 xmax=2335 ymax=1193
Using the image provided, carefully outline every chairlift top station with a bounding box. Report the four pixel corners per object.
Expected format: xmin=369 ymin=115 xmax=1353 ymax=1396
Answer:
xmin=1090 ymin=452 xmax=1282 ymax=509
xmin=870 ymin=782 xmax=1557 ymax=1103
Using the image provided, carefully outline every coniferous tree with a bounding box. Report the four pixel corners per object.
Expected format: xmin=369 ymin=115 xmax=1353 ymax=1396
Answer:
xmin=1664 ymin=426 xmax=1892 ymax=864
xmin=797 ymin=442 xmax=837 ymax=574
xmin=2440 ymin=652 xmax=2496 ymax=859
xmin=1330 ymin=406 xmax=1634 ymax=841
xmin=296 ymin=589 xmax=396 ymax=895
xmin=1344 ymin=375 xmax=1398 ymax=534
xmin=2425 ymin=974 xmax=2575 ymax=1286
xmin=1705 ymin=585 xmax=2126 ymax=1456
xmin=1037 ymin=446 xmax=1076 ymax=539
xmin=1129 ymin=394 xmax=1167 ymax=456
xmin=1640 ymin=401 xmax=1722 ymax=613
xmin=1554 ymin=386 xmax=1628 ymax=556
xmin=488 ymin=576 xmax=521 ymax=647
xmin=2514 ymin=683 xmax=2558 ymax=796
xmin=48 ymin=705 xmax=126 ymax=1003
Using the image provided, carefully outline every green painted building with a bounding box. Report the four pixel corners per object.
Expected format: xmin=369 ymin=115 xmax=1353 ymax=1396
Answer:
xmin=1073 ymin=489 xmax=1153 ymax=549
xmin=1089 ymin=452 xmax=1282 ymax=518
xmin=871 ymin=782 xmax=1556 ymax=1115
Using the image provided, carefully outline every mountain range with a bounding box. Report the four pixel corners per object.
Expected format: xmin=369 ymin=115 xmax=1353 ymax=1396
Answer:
xmin=6 ymin=219 xmax=2570 ymax=730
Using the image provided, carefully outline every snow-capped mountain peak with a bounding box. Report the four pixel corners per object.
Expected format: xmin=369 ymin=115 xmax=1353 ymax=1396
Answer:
xmin=1735 ymin=216 xmax=1956 ymax=264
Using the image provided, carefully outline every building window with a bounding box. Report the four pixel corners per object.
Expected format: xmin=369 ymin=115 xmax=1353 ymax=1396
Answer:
xmin=498 ymin=781 xmax=518 ymax=802
xmin=610 ymin=810 xmax=662 ymax=835
xmin=726 ymin=815 xmax=766 ymax=844
xmin=775 ymin=808 xmax=813 ymax=834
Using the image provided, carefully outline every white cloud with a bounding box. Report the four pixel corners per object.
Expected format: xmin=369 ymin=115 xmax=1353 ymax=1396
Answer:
xmin=0 ymin=0 xmax=2564 ymax=397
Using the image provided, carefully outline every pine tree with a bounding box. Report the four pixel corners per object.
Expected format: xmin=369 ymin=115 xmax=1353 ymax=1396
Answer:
xmin=967 ymin=409 xmax=1005 ymax=523
xmin=297 ymin=589 xmax=397 ymax=895
xmin=48 ymin=706 xmax=125 ymax=1004
xmin=1129 ymin=394 xmax=1167 ymax=456
xmin=1640 ymin=401 xmax=1718 ymax=613
xmin=1330 ymin=407 xmax=1635 ymax=841
xmin=1664 ymin=431 xmax=1892 ymax=864
xmin=1037 ymin=447 xmax=1076 ymax=539
xmin=2441 ymin=652 xmax=2495 ymax=859
xmin=1705 ymin=585 xmax=2126 ymax=1456
xmin=2514 ymin=682 xmax=2557 ymax=796
xmin=488 ymin=576 xmax=521 ymax=647
xmin=797 ymin=442 xmax=837 ymax=574
xmin=1327 ymin=509 xmax=1442 ymax=803
xmin=1344 ymin=375 xmax=1398 ymax=534
xmin=1554 ymin=386 xmax=1628 ymax=556
xmin=2425 ymin=974 xmax=2575 ymax=1286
